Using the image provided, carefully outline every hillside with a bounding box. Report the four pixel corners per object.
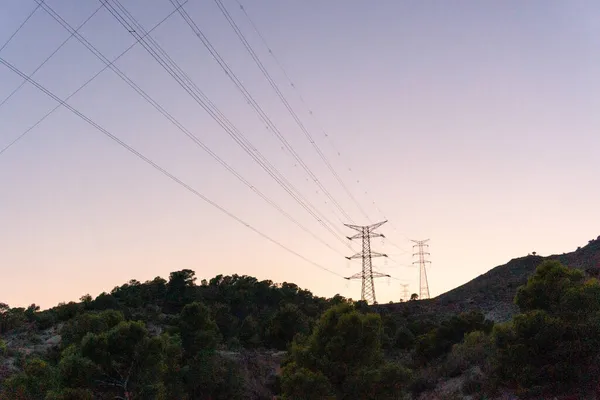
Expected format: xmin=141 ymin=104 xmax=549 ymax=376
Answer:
xmin=384 ymin=236 xmax=600 ymax=323
xmin=2 ymin=238 xmax=600 ymax=399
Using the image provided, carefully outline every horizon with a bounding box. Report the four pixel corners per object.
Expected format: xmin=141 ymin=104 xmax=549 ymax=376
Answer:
xmin=1 ymin=0 xmax=599 ymax=309
xmin=9 ymin=232 xmax=599 ymax=311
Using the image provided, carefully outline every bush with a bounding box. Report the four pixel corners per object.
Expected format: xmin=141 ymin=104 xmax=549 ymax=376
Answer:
xmin=442 ymin=330 xmax=495 ymax=378
xmin=408 ymin=368 xmax=437 ymax=395
xmin=416 ymin=311 xmax=493 ymax=362
xmin=494 ymin=261 xmax=600 ymax=395
xmin=461 ymin=368 xmax=484 ymax=395
xmin=394 ymin=326 xmax=415 ymax=350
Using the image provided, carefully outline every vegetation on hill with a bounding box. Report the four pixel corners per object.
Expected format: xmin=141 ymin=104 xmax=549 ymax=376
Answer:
xmin=1 ymin=238 xmax=599 ymax=399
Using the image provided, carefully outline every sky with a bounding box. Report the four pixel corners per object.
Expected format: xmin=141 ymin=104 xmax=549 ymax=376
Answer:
xmin=1 ymin=0 xmax=599 ymax=309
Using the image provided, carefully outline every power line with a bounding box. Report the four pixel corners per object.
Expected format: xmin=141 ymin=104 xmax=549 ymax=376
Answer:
xmin=36 ymin=0 xmax=346 ymax=251
xmin=103 ymin=0 xmax=412 ymax=290
xmin=0 ymin=55 xmax=347 ymax=280
xmin=100 ymin=0 xmax=355 ymax=249
xmin=229 ymin=0 xmax=415 ymax=249
xmin=213 ymin=0 xmax=371 ymax=223
xmin=0 ymin=4 xmax=103 ymax=113
xmin=0 ymin=3 xmax=41 ymax=53
xmin=27 ymin=0 xmax=352 ymax=254
xmin=167 ymin=0 xmax=357 ymax=225
xmin=1 ymin=2 xmax=184 ymax=158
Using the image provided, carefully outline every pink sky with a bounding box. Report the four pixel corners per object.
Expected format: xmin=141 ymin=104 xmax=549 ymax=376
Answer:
xmin=1 ymin=0 xmax=599 ymax=308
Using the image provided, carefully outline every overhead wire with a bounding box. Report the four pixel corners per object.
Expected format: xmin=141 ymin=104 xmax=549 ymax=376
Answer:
xmin=1 ymin=2 xmax=183 ymax=158
xmin=0 ymin=4 xmax=103 ymax=115
xmin=231 ymin=0 xmax=414 ymax=252
xmin=26 ymin=0 xmax=351 ymax=254
xmin=96 ymin=0 xmax=354 ymax=249
xmin=0 ymin=55 xmax=346 ymax=279
xmin=1 ymin=1 xmax=410 ymax=299
xmin=212 ymin=0 xmax=371 ymax=223
xmin=0 ymin=3 xmax=41 ymax=53
xmin=165 ymin=0 xmax=357 ymax=225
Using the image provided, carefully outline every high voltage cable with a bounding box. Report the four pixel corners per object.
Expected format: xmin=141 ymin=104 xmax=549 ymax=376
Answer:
xmin=100 ymin=0 xmax=351 ymax=247
xmin=27 ymin=0 xmax=351 ymax=253
xmin=232 ymin=0 xmax=413 ymax=252
xmin=96 ymin=0 xmax=354 ymax=248
xmin=165 ymin=0 xmax=356 ymax=225
xmin=0 ymin=55 xmax=347 ymax=280
xmin=0 ymin=2 xmax=408 ymax=294
xmin=213 ymin=0 xmax=371 ymax=223
xmin=0 ymin=4 xmax=103 ymax=113
xmin=1 ymin=2 xmax=184 ymax=158
xmin=1 ymin=3 xmax=346 ymax=258
xmin=0 ymin=3 xmax=41 ymax=52
xmin=32 ymin=0 xmax=353 ymax=250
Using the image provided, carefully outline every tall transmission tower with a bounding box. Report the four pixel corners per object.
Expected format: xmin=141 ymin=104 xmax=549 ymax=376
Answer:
xmin=344 ymin=221 xmax=389 ymax=304
xmin=412 ymin=239 xmax=431 ymax=300
xmin=400 ymin=284 xmax=410 ymax=302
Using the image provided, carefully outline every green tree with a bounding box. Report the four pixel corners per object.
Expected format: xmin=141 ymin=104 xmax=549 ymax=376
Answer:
xmin=79 ymin=321 xmax=167 ymax=398
xmin=415 ymin=311 xmax=493 ymax=362
xmin=515 ymin=259 xmax=585 ymax=314
xmin=0 ymin=358 xmax=57 ymax=399
xmin=46 ymin=388 xmax=94 ymax=400
xmin=178 ymin=302 xmax=238 ymax=399
xmin=495 ymin=260 xmax=600 ymax=395
xmin=164 ymin=270 xmax=197 ymax=313
xmin=0 ymin=305 xmax=26 ymax=333
xmin=179 ymin=302 xmax=220 ymax=356
xmin=281 ymin=303 xmax=410 ymax=399
xmin=61 ymin=310 xmax=124 ymax=347
xmin=280 ymin=365 xmax=333 ymax=400
xmin=266 ymin=303 xmax=310 ymax=350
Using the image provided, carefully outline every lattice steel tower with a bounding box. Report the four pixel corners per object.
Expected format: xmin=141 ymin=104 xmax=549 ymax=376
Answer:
xmin=412 ymin=239 xmax=431 ymax=300
xmin=344 ymin=221 xmax=389 ymax=304
xmin=400 ymin=283 xmax=410 ymax=302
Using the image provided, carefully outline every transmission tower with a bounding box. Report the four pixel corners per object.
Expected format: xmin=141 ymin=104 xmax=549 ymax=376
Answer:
xmin=400 ymin=283 xmax=410 ymax=302
xmin=412 ymin=239 xmax=431 ymax=300
xmin=344 ymin=220 xmax=389 ymax=304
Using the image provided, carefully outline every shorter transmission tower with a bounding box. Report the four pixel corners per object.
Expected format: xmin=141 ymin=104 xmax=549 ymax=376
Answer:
xmin=412 ymin=239 xmax=431 ymax=300
xmin=344 ymin=220 xmax=389 ymax=304
xmin=400 ymin=284 xmax=410 ymax=302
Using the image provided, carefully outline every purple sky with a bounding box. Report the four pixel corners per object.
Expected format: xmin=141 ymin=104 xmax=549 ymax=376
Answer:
xmin=1 ymin=0 xmax=599 ymax=308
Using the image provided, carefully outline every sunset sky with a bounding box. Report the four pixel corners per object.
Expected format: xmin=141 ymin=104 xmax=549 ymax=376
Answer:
xmin=1 ymin=0 xmax=599 ymax=309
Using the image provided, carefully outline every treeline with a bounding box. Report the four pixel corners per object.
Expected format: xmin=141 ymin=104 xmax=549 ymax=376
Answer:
xmin=0 ymin=270 xmax=352 ymax=399
xmin=2 ymin=261 xmax=600 ymax=398
xmin=2 ymin=270 xmax=341 ymax=350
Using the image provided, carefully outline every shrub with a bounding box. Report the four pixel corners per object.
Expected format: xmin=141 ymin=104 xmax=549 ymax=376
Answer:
xmin=416 ymin=311 xmax=493 ymax=362
xmin=461 ymin=369 xmax=484 ymax=395
xmin=408 ymin=368 xmax=437 ymax=395
xmin=494 ymin=261 xmax=600 ymax=395
xmin=442 ymin=330 xmax=496 ymax=378
xmin=394 ymin=326 xmax=415 ymax=350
